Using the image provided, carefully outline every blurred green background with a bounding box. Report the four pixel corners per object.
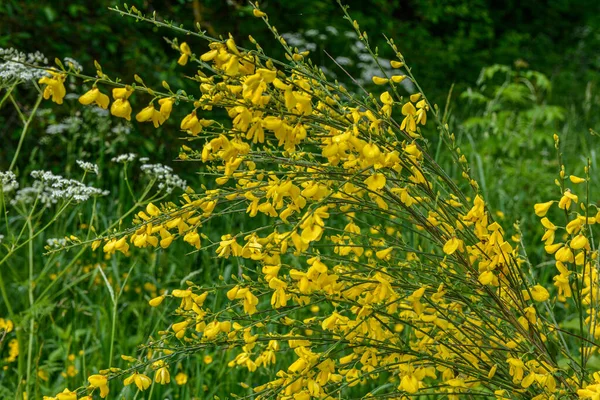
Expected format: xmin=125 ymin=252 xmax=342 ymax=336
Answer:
xmin=3 ymin=0 xmax=600 ymax=101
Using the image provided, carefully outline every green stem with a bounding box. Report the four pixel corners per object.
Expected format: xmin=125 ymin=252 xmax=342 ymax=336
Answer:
xmin=0 ymin=84 xmax=16 ymax=110
xmin=9 ymin=93 xmax=44 ymax=172
xmin=108 ymin=297 xmax=117 ymax=368
xmin=25 ymin=219 xmax=34 ymax=397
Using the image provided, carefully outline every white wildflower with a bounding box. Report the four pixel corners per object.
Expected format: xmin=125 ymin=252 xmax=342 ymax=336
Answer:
xmin=76 ymin=160 xmax=99 ymax=175
xmin=11 ymin=170 xmax=107 ymax=207
xmin=46 ymin=123 xmax=69 ymax=135
xmin=45 ymin=116 xmax=82 ymax=136
xmin=64 ymin=93 xmax=80 ymax=100
xmin=46 ymin=237 xmax=68 ymax=249
xmin=111 ymin=153 xmax=137 ymax=163
xmin=63 ymin=57 xmax=82 ymax=72
xmin=334 ymin=56 xmax=352 ymax=66
xmin=325 ymin=26 xmax=339 ymax=36
xmin=281 ymin=32 xmax=306 ymax=47
xmin=0 ymin=47 xmax=48 ymax=86
xmin=0 ymin=171 xmax=19 ymax=193
xmin=91 ymin=107 xmax=110 ymax=117
xmin=141 ymin=163 xmax=186 ymax=194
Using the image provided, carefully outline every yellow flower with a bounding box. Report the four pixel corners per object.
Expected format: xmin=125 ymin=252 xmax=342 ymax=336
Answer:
xmin=443 ymin=237 xmax=462 ymax=255
xmin=555 ymin=245 xmax=574 ymax=263
xmin=88 ymin=374 xmax=109 ymax=398
xmin=0 ymin=318 xmax=14 ymax=332
xmin=110 ymin=98 xmax=132 ymax=121
xmin=380 ymin=91 xmax=393 ymax=105
xmin=569 ymin=175 xmax=586 ymax=184
xmin=558 ymin=190 xmax=578 ymax=210
xmin=253 ymin=9 xmax=266 ymax=17
xmin=38 ymin=368 xmax=49 ymax=382
xmin=154 ymin=365 xmax=170 ymax=385
xmin=478 ymin=270 xmax=495 ymax=285
xmin=530 ymin=285 xmax=550 ymax=302
xmin=136 ymin=105 xmax=166 ymax=128
xmin=579 ymin=384 xmax=600 ymax=399
xmin=158 ymin=97 xmax=175 ymax=119
xmin=534 ymin=201 xmax=554 ymax=217
xmin=79 ymin=87 xmax=110 ymax=109
xmin=178 ymin=42 xmax=192 ymax=66
xmin=203 ymin=355 xmax=213 ymax=364
xmin=124 ymin=372 xmax=152 ymax=391
xmin=39 ymin=72 xmax=67 ymax=104
xmin=136 ymin=105 xmax=154 ymax=123
xmin=55 ymin=389 xmax=77 ymax=400
xmin=390 ymin=60 xmax=404 ymax=68
xmin=148 ymin=295 xmax=165 ymax=307
xmin=172 ymin=320 xmax=189 ymax=338
xmin=364 ymin=173 xmax=386 ymax=191
xmin=400 ymin=102 xmax=417 ymax=133
xmin=112 ymin=87 xmax=133 ymax=100
xmin=372 ymin=76 xmax=389 ymax=85
xmin=175 ymin=372 xmax=188 ymax=385
xmin=399 ymin=373 xmax=419 ymax=393
xmin=362 ymin=143 xmax=381 ymax=161
xmin=183 ymin=230 xmax=201 ymax=249
xmin=571 ymin=234 xmax=589 ymax=250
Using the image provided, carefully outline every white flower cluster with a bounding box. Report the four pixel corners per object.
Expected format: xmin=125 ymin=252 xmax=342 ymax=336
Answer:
xmin=111 ymin=123 xmax=132 ymax=135
xmin=63 ymin=57 xmax=82 ymax=73
xmin=0 ymin=171 xmax=19 ymax=193
xmin=46 ymin=237 xmax=68 ymax=249
xmin=281 ymin=32 xmax=318 ymax=51
xmin=141 ymin=163 xmax=187 ymax=194
xmin=0 ymin=234 xmax=4 ymax=244
xmin=111 ymin=153 xmax=137 ymax=163
xmin=91 ymin=107 xmax=110 ymax=117
xmin=45 ymin=116 xmax=83 ymax=136
xmin=11 ymin=170 xmax=108 ymax=207
xmin=0 ymin=47 xmax=48 ymax=86
xmin=76 ymin=160 xmax=99 ymax=175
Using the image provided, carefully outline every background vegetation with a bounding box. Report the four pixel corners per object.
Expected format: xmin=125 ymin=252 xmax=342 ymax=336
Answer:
xmin=1 ymin=0 xmax=600 ymax=398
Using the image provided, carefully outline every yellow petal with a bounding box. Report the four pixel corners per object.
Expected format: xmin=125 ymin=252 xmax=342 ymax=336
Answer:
xmin=534 ymin=201 xmax=554 ymax=217
xmin=569 ymin=175 xmax=586 ymax=184
xmin=443 ymin=237 xmax=461 ymax=255
xmin=136 ymin=105 xmax=155 ymax=122
xmin=149 ymin=295 xmax=165 ymax=307
xmin=96 ymin=92 xmax=110 ymax=109
xmin=364 ymin=173 xmax=386 ymax=191
xmin=380 ymin=91 xmax=393 ymax=105
xmin=478 ymin=270 xmax=494 ymax=285
xmin=372 ymin=76 xmax=389 ymax=85
xmin=79 ymin=88 xmax=99 ymax=105
xmin=401 ymin=102 xmax=416 ymax=116
xmin=570 ymin=234 xmax=589 ymax=250
xmin=530 ymin=285 xmax=550 ymax=302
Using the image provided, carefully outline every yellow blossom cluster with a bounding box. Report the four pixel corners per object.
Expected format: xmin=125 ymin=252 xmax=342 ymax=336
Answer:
xmin=39 ymin=3 xmax=600 ymax=399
